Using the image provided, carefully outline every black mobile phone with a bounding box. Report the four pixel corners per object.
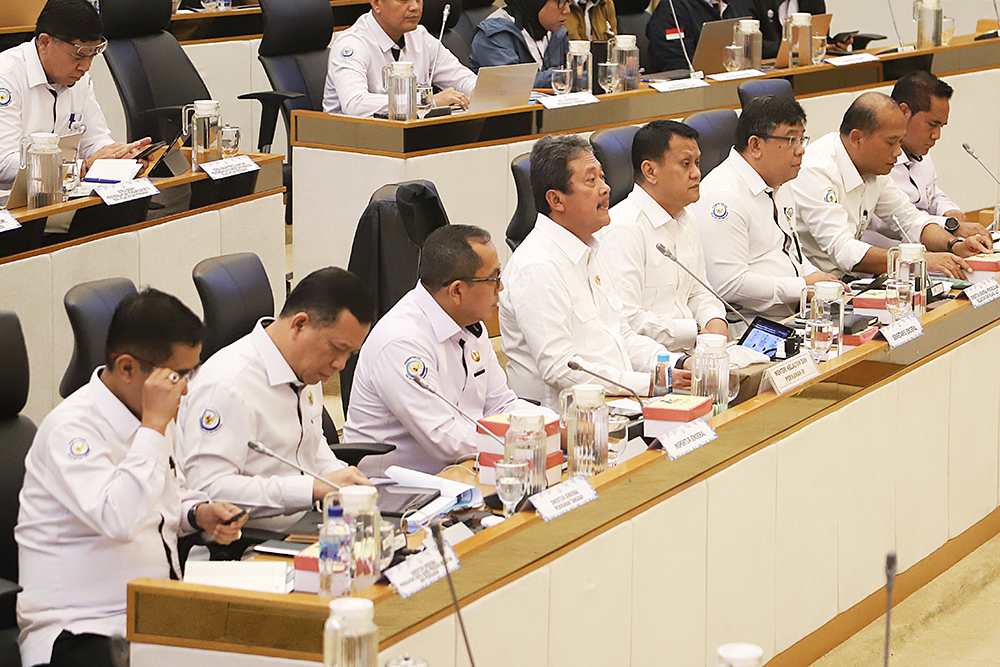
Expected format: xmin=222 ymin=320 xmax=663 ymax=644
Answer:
xmin=222 ymin=508 xmax=248 ymax=525
xmin=134 ymin=141 xmax=167 ymax=162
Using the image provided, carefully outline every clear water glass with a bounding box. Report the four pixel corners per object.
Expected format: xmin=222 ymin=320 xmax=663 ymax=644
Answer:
xmin=551 ymin=68 xmax=572 ymax=95
xmin=201 ymin=0 xmax=220 ymax=10
xmin=597 ymin=61 xmax=620 ymax=94
xmin=494 ymin=459 xmax=528 ymax=518
xmin=942 ymin=17 xmax=955 ymax=45
xmin=219 ymin=124 xmax=240 ymax=159
xmin=416 ymin=85 xmax=434 ymax=118
xmin=723 ymin=45 xmax=743 ymax=72
xmin=607 ymin=415 xmax=630 ymax=467
xmin=806 ymin=318 xmax=833 ymax=362
xmin=811 ymin=36 xmax=827 ymax=64
xmin=885 ymin=280 xmax=914 ymax=322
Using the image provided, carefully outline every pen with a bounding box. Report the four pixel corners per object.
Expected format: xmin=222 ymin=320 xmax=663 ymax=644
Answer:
xmin=82 ymin=178 xmax=120 ymax=184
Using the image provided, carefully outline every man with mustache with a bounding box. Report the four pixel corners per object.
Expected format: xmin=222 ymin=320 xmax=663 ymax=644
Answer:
xmin=693 ymin=96 xmax=837 ymax=331
xmin=499 ymin=134 xmax=669 ymax=410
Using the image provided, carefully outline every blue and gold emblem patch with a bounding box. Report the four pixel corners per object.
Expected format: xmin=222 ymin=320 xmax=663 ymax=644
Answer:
xmin=0 ymin=89 xmax=10 ymax=107
xmin=711 ymin=202 xmax=728 ymax=219
xmin=823 ymin=189 xmax=838 ymax=204
xmin=200 ymin=408 xmax=221 ymax=432
xmin=341 ymin=46 xmax=354 ymax=58
xmin=69 ymin=438 xmax=90 ymax=458
xmin=405 ymin=356 xmax=426 ymax=379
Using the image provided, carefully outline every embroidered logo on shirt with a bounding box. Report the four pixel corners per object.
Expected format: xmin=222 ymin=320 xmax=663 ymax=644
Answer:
xmin=307 ymin=390 xmax=314 ymax=405
xmin=200 ymin=408 xmax=221 ymax=432
xmin=341 ymin=46 xmax=355 ymax=58
xmin=0 ymin=89 xmax=11 ymax=107
xmin=471 ymin=349 xmax=481 ymax=362
xmin=784 ymin=206 xmax=794 ymax=220
xmin=595 ymin=275 xmax=602 ymax=286
xmin=824 ymin=189 xmax=838 ymax=204
xmin=405 ymin=356 xmax=427 ymax=379
xmin=68 ymin=438 xmax=90 ymax=458
xmin=711 ymin=202 xmax=728 ymax=219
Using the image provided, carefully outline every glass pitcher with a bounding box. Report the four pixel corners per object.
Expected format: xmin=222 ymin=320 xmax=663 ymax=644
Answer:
xmin=182 ymin=99 xmax=222 ymax=169
xmin=691 ymin=333 xmax=733 ymax=416
xmin=504 ymin=409 xmax=548 ymax=495
xmin=799 ymin=281 xmax=845 ymax=362
xmin=611 ymin=34 xmax=640 ymax=90
xmin=914 ymin=0 xmax=943 ymax=48
xmin=566 ymin=40 xmax=593 ymax=93
xmin=382 ymin=61 xmax=417 ymax=121
xmin=338 ymin=486 xmax=381 ymax=593
xmin=19 ymin=132 xmax=69 ymax=209
xmin=783 ymin=12 xmax=813 ymax=67
xmin=888 ymin=242 xmax=928 ymax=316
xmin=733 ymin=19 xmax=763 ymax=71
xmin=560 ymin=384 xmax=608 ymax=477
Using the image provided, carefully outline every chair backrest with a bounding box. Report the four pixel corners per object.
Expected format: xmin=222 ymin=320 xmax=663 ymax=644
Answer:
xmin=614 ymin=11 xmax=651 ymax=72
xmin=737 ymin=78 xmax=795 ymax=110
xmin=683 ymin=108 xmax=739 ymax=177
xmin=101 ymin=0 xmax=211 ymax=143
xmin=421 ymin=0 xmax=463 ymax=35
xmin=506 ymin=152 xmax=536 ymax=251
xmin=590 ymin=125 xmax=639 ymax=208
xmin=60 ymin=278 xmax=138 ymax=398
xmin=453 ymin=5 xmax=497 ymax=49
xmin=193 ymin=253 xmax=275 ymax=362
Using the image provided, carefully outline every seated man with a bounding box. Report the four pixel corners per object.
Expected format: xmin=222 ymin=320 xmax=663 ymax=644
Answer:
xmin=469 ymin=0 xmax=571 ymax=89
xmin=499 ymin=134 xmax=669 ymax=410
xmin=323 ymin=0 xmax=476 ymax=116
xmin=791 ymin=92 xmax=989 ymax=280
xmin=745 ymin=0 xmax=827 ymax=59
xmin=603 ymin=119 xmax=728 ymax=350
xmin=693 ymin=96 xmax=837 ymax=327
xmin=566 ymin=0 xmax=616 ymax=41
xmin=345 ymin=225 xmax=537 ymax=475
xmin=866 ymin=71 xmax=992 ymax=247
xmin=645 ymin=0 xmax=747 ymax=73
xmin=179 ymin=268 xmax=372 ymax=532
xmin=0 ymin=0 xmax=150 ymax=190
xmin=17 ymin=289 xmax=245 ymax=667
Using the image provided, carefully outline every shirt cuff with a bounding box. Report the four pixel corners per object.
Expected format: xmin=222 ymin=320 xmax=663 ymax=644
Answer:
xmin=621 ymin=370 xmax=654 ymax=398
xmin=285 ymin=474 xmax=317 ymax=513
xmin=838 ymin=238 xmax=875 ymax=274
xmin=675 ymin=319 xmax=699 ymax=350
xmin=131 ymin=427 xmax=170 ymax=469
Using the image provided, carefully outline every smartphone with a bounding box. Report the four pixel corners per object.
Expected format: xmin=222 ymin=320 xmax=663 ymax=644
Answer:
xmin=134 ymin=141 xmax=167 ymax=162
xmin=222 ymin=508 xmax=248 ymax=525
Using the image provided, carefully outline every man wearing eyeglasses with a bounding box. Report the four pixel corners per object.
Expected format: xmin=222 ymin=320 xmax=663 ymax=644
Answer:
xmin=692 ymin=96 xmax=837 ymax=330
xmin=0 ymin=0 xmax=150 ymax=191
xmin=344 ymin=225 xmax=537 ymax=475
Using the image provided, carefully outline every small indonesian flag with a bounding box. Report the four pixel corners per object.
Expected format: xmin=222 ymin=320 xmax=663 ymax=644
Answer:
xmin=665 ymin=27 xmax=685 ymax=40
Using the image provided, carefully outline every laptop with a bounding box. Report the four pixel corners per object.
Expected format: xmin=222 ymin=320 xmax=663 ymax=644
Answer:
xmin=774 ymin=13 xmax=833 ymax=67
xmin=466 ymin=62 xmax=539 ymax=114
xmin=647 ymin=18 xmax=741 ymax=79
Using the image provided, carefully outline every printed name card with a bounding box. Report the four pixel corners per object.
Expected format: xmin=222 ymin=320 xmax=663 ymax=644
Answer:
xmin=199 ymin=154 xmax=260 ymax=180
xmin=658 ymin=417 xmax=718 ymax=461
xmin=965 ymin=276 xmax=1000 ymax=308
xmin=880 ymin=313 xmax=924 ymax=348
xmin=763 ymin=352 xmax=821 ymax=395
xmin=649 ymin=78 xmax=710 ymax=93
xmin=706 ymin=68 xmax=766 ymax=81
xmin=0 ymin=209 xmax=21 ymax=233
xmin=826 ymin=53 xmax=880 ymax=66
xmin=94 ymin=178 xmax=159 ymax=206
xmin=384 ymin=542 xmax=460 ymax=599
xmin=539 ymin=92 xmax=600 ymax=109
xmin=529 ymin=476 xmax=597 ymax=521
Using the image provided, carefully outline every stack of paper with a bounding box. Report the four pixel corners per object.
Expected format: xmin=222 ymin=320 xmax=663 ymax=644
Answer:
xmin=384 ymin=466 xmax=483 ymax=529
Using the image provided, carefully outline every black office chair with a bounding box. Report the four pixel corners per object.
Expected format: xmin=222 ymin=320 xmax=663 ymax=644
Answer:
xmin=737 ymin=78 xmax=795 ymax=109
xmin=590 ymin=125 xmax=639 ymax=208
xmin=0 ymin=311 xmax=35 ymax=665
xmin=683 ymin=108 xmax=739 ymax=177
xmin=453 ymin=4 xmax=498 ymax=53
xmin=613 ymin=0 xmax=651 ymax=72
xmin=193 ymin=253 xmax=274 ymax=363
xmin=60 ymin=278 xmax=138 ymax=399
xmin=506 ymin=152 xmax=535 ymax=251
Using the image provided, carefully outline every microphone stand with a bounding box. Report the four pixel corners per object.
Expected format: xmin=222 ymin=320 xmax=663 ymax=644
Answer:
xmin=406 ymin=373 xmax=506 ymax=446
xmin=430 ymin=520 xmax=477 ymax=667
xmin=655 ymin=243 xmax=750 ymax=328
xmin=248 ymin=440 xmax=340 ymax=490
xmin=567 ymin=360 xmax=645 ymax=410
xmin=427 ymin=4 xmax=451 ymax=86
xmin=884 ymin=551 xmax=896 ymax=667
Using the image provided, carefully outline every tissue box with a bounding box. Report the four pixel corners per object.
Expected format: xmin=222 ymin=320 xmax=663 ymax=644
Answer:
xmin=843 ymin=325 xmax=879 ymax=346
xmin=852 ymin=289 xmax=887 ymax=309
xmin=293 ymin=542 xmax=321 ymax=594
xmin=477 ymin=412 xmax=562 ymax=486
xmin=643 ymin=395 xmax=713 ymax=439
xmin=966 ymin=253 xmax=1000 ymax=284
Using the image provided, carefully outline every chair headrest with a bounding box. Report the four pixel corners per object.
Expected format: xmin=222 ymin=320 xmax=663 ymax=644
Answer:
xmin=101 ymin=0 xmax=173 ymax=39
xmin=396 ymin=180 xmax=450 ymax=247
xmin=421 ymin=0 xmax=463 ymax=35
xmin=0 ymin=312 xmax=29 ymax=419
xmin=259 ymin=0 xmax=335 ymax=57
xmin=614 ymin=0 xmax=650 ymax=14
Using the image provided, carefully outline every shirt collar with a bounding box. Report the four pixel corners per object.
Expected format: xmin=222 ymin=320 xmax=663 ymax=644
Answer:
xmin=87 ymin=367 xmax=141 ymax=442
xmin=899 ymin=151 xmax=917 ymax=167
xmin=729 ymin=148 xmax=769 ymax=196
xmin=365 ymin=11 xmax=403 ymax=55
xmin=630 ymin=184 xmax=685 ymax=229
xmin=413 ymin=283 xmax=464 ymax=344
xmin=250 ymin=318 xmax=301 ymax=387
xmin=535 ymin=213 xmax=597 ymax=265
xmin=25 ymin=39 xmax=57 ymax=91
xmin=835 ymin=134 xmax=866 ymax=192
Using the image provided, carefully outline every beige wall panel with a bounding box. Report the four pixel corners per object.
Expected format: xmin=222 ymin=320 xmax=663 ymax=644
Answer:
xmin=378 ymin=616 xmax=457 ymax=667
xmin=89 ymin=54 xmax=127 ymax=146
xmin=0 ymin=255 xmax=53 ymax=423
xmin=218 ymin=192 xmax=287 ymax=312
xmin=132 ymin=641 xmax=317 ymax=666
xmin=182 ymin=40 xmax=255 ymax=153
xmin=137 ymin=210 xmax=222 ymax=318
xmin=799 ymin=92 xmax=852 ymax=142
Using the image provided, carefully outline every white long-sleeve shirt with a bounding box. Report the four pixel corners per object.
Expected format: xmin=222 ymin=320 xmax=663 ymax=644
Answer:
xmin=16 ymin=369 xmax=206 ymax=667
xmin=868 ymin=151 xmax=957 ymax=240
xmin=791 ymin=132 xmax=938 ymax=277
xmin=694 ymin=148 xmax=819 ymax=323
xmin=178 ymin=320 xmax=345 ymax=532
xmin=345 ymin=284 xmax=532 ymax=475
xmin=602 ymin=185 xmax=726 ymax=350
xmin=499 ymin=214 xmax=666 ymax=410
xmin=323 ymin=12 xmax=477 ymax=116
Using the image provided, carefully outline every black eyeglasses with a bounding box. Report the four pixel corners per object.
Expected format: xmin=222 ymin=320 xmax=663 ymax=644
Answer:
xmin=446 ymin=276 xmax=503 ymax=291
xmin=52 ymin=35 xmax=108 ymax=58
xmin=760 ymin=134 xmax=810 ymax=148
xmin=110 ymin=352 xmax=199 ymax=381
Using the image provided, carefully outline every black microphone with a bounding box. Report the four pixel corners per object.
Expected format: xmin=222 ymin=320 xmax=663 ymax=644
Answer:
xmin=430 ymin=520 xmax=477 ymax=667
xmin=248 ymin=440 xmax=341 ymax=489
xmin=406 ymin=370 xmax=506 ymax=446
xmin=655 ymin=243 xmax=750 ymax=328
xmin=566 ymin=360 xmax=645 ymax=410
xmin=884 ymin=551 xmax=897 ymax=667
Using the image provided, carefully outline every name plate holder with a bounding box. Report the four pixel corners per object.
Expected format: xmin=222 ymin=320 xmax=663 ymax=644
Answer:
xmin=649 ymin=78 xmax=710 ymax=93
xmin=964 ymin=276 xmax=1000 ymax=308
xmin=199 ymin=155 xmax=260 ymax=180
xmin=529 ymin=476 xmax=597 ymax=521
xmin=540 ymin=92 xmax=600 ymax=109
xmin=384 ymin=542 xmax=460 ymax=599
xmin=0 ymin=209 xmax=21 ymax=233
xmin=826 ymin=53 xmax=881 ymax=66
xmin=657 ymin=417 xmax=717 ymax=461
xmin=879 ymin=313 xmax=924 ymax=348
xmin=760 ymin=352 xmax=821 ymax=395
xmin=94 ymin=178 xmax=160 ymax=206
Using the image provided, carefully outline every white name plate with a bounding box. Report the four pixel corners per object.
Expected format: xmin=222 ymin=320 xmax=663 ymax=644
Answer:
xmin=0 ymin=209 xmax=21 ymax=233
xmin=706 ymin=68 xmax=766 ymax=82
xmin=384 ymin=543 xmax=460 ymax=599
xmin=764 ymin=352 xmax=821 ymax=395
xmin=965 ymin=276 xmax=1000 ymax=308
xmin=540 ymin=92 xmax=600 ymax=109
xmin=95 ymin=178 xmax=159 ymax=206
xmin=649 ymin=78 xmax=710 ymax=93
xmin=529 ymin=475 xmax=597 ymax=521
xmin=658 ymin=417 xmax=717 ymax=461
xmin=880 ymin=313 xmax=924 ymax=348
xmin=826 ymin=53 xmax=880 ymax=66
xmin=200 ymin=154 xmax=260 ymax=180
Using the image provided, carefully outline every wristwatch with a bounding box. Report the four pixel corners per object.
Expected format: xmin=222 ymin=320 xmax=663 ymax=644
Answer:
xmin=944 ymin=217 xmax=960 ymax=234
xmin=947 ymin=236 xmax=965 ymax=253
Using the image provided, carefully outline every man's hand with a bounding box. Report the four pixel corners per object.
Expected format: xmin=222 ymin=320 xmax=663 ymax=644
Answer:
xmin=311 ymin=467 xmax=374 ymax=501
xmin=804 ymin=271 xmax=841 ymax=285
xmin=952 ymin=234 xmax=991 ymax=257
xmin=83 ymin=137 xmax=153 ymax=173
xmin=829 ymin=34 xmax=854 ymax=50
xmin=955 ymin=223 xmax=994 ymax=251
xmin=433 ymin=88 xmax=469 ymax=110
xmin=701 ymin=318 xmax=729 ymax=338
xmin=673 ymin=368 xmax=692 ymax=391
xmin=926 ymin=252 xmax=971 ymax=279
xmin=196 ymin=502 xmax=248 ymax=545
xmin=140 ymin=367 xmax=186 ymax=436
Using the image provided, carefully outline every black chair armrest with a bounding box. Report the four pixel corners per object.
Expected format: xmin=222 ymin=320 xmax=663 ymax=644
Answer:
xmin=238 ymin=90 xmax=304 ymax=153
xmin=0 ymin=578 xmax=21 ymax=599
xmin=137 ymin=105 xmax=187 ymax=144
xmin=330 ymin=442 xmax=397 ymax=468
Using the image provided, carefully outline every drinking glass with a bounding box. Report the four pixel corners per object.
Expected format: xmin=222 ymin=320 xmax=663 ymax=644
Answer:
xmin=219 ymin=124 xmax=240 ymax=159
xmin=607 ymin=415 xmax=630 ymax=467
xmin=416 ymin=84 xmax=434 ymax=118
xmin=551 ymin=68 xmax=572 ymax=95
xmin=806 ymin=318 xmax=833 ymax=363
xmin=494 ymin=459 xmax=529 ymax=519
xmin=597 ymin=61 xmax=620 ymax=95
xmin=201 ymin=0 xmax=220 ymax=10
xmin=885 ymin=280 xmax=914 ymax=322
xmin=62 ymin=159 xmax=81 ymax=201
xmin=811 ymin=35 xmax=827 ymax=64
xmin=941 ymin=17 xmax=955 ymax=45
xmin=723 ymin=45 xmax=743 ymax=72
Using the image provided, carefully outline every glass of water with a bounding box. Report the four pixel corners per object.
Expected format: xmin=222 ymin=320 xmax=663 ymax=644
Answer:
xmin=942 ymin=17 xmax=955 ymax=45
xmin=885 ymin=280 xmax=914 ymax=322
xmin=416 ymin=84 xmax=434 ymax=118
xmin=551 ymin=68 xmax=572 ymax=95
xmin=494 ymin=459 xmax=529 ymax=519
xmin=219 ymin=124 xmax=240 ymax=159
xmin=723 ymin=45 xmax=743 ymax=72
xmin=201 ymin=0 xmax=220 ymax=10
xmin=607 ymin=414 xmax=630 ymax=467
xmin=811 ymin=35 xmax=827 ymax=64
xmin=806 ymin=318 xmax=833 ymax=363
xmin=597 ymin=61 xmax=620 ymax=95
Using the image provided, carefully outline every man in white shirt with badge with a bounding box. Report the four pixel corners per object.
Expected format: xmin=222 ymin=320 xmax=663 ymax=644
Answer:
xmin=17 ymin=289 xmax=245 ymax=667
xmin=323 ymin=0 xmax=477 ymax=116
xmin=345 ymin=225 xmax=536 ymax=475
xmin=179 ymin=268 xmax=373 ymax=533
xmin=694 ymin=96 xmax=837 ymax=327
xmin=603 ymin=119 xmax=728 ymax=349
xmin=500 ymin=134 xmax=670 ymax=410
xmin=0 ymin=0 xmax=150 ymax=190
xmin=791 ymin=92 xmax=988 ymax=280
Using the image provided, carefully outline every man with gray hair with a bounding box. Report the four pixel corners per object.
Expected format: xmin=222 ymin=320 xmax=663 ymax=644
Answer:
xmin=345 ymin=225 xmax=535 ymax=475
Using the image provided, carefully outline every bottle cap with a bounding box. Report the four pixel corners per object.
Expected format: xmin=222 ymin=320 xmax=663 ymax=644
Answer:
xmin=569 ymin=40 xmax=590 ymax=54
xmin=29 ymin=132 xmax=59 ymax=151
xmin=614 ymin=34 xmax=636 ymax=48
xmin=790 ymin=11 xmax=811 ymax=25
xmin=329 ymin=597 xmax=375 ymax=628
xmin=814 ymin=280 xmax=843 ymax=301
xmin=572 ymin=383 xmax=604 ymax=407
xmin=391 ymin=61 xmax=415 ymax=75
xmin=738 ymin=19 xmax=760 ymax=31
xmin=193 ymin=99 xmax=220 ymax=115
xmin=326 ymin=504 xmax=344 ymax=519
xmin=716 ymin=642 xmax=764 ymax=667
xmin=657 ymin=352 xmax=671 ymax=363
xmin=899 ymin=242 xmax=925 ymax=262
xmin=339 ymin=485 xmax=378 ymax=512
xmin=509 ymin=409 xmax=545 ymax=431
xmin=696 ymin=333 xmax=728 ymax=353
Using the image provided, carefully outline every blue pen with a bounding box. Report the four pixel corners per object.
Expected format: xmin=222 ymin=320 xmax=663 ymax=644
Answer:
xmin=68 ymin=113 xmax=75 ymax=129
xmin=82 ymin=178 xmax=120 ymax=184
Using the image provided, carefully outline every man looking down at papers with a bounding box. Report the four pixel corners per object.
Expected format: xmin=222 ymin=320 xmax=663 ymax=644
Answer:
xmin=179 ymin=268 xmax=372 ymax=533
xmin=345 ymin=225 xmax=536 ymax=476
xmin=791 ymin=92 xmax=988 ymax=280
xmin=16 ymin=289 xmax=246 ymax=667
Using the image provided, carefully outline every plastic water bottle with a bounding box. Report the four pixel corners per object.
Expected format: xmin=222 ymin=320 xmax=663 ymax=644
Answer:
xmin=319 ymin=505 xmax=351 ymax=599
xmin=653 ymin=352 xmax=672 ymax=396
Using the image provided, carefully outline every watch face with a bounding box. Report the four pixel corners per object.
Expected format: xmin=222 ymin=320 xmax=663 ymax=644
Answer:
xmin=945 ymin=217 xmax=960 ymax=232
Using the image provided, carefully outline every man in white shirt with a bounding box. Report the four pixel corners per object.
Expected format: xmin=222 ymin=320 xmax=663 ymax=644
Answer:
xmin=500 ymin=134 xmax=669 ymax=410
xmin=323 ymin=0 xmax=476 ymax=116
xmin=694 ymin=96 xmax=837 ymax=327
xmin=179 ymin=268 xmax=372 ymax=533
xmin=345 ymin=225 xmax=536 ymax=475
xmin=791 ymin=92 xmax=988 ymax=280
xmin=17 ymin=289 xmax=245 ymax=667
xmin=603 ymin=119 xmax=728 ymax=350
xmin=0 ymin=0 xmax=149 ymax=190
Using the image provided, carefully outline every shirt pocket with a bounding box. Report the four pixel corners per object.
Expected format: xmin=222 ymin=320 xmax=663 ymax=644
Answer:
xmin=645 ymin=259 xmax=678 ymax=288
xmin=571 ymin=299 xmax=601 ymax=349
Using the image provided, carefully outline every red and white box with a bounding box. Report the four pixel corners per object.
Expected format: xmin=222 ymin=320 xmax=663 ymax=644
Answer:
xmin=477 ymin=413 xmax=563 ymax=486
xmin=642 ymin=395 xmax=713 ymax=439
xmin=851 ymin=289 xmax=887 ymax=310
xmin=843 ymin=325 xmax=879 ymax=347
xmin=292 ymin=542 xmax=321 ymax=594
xmin=965 ymin=253 xmax=1000 ymax=284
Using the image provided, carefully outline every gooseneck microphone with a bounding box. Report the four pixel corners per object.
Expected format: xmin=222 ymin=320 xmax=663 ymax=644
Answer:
xmin=664 ymin=0 xmax=701 ymax=78
xmin=655 ymin=243 xmax=750 ymax=328
xmin=567 ymin=360 xmax=645 ymax=410
xmin=406 ymin=371 xmax=506 ymax=446
xmin=427 ymin=3 xmax=451 ymax=86
xmin=884 ymin=0 xmax=907 ymax=51
xmin=248 ymin=440 xmax=341 ymax=490
xmin=430 ymin=520 xmax=477 ymax=667
xmin=962 ymin=144 xmax=1000 ymax=230
xmin=884 ymin=551 xmax=896 ymax=667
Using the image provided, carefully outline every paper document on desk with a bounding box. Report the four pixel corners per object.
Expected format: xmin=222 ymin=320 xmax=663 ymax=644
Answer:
xmin=184 ymin=560 xmax=293 ymax=594
xmin=84 ymin=159 xmax=142 ymax=182
xmin=607 ymin=397 xmax=642 ymax=417
xmin=385 ymin=466 xmax=484 ymax=526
